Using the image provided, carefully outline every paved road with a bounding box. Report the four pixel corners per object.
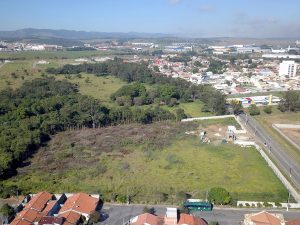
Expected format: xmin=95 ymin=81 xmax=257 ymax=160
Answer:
xmin=238 ymin=113 xmax=300 ymax=193
xmin=99 ymin=204 xmax=300 ymax=225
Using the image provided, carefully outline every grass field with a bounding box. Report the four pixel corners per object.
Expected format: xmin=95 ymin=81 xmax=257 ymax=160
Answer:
xmin=2 ymin=120 xmax=288 ymax=203
xmin=56 ymin=74 xmax=126 ymax=105
xmin=163 ymin=101 xmax=214 ymax=118
xmin=0 ymin=50 xmax=124 ymax=60
xmin=254 ymin=107 xmax=300 ymax=164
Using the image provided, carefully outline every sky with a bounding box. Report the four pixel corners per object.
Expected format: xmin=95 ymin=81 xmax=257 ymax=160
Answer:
xmin=1 ymin=0 xmax=300 ymax=38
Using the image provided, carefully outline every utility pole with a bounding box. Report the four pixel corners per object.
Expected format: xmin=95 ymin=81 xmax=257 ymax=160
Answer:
xmin=289 ymin=168 xmax=292 ymax=178
xmin=287 ymin=192 xmax=291 ymax=211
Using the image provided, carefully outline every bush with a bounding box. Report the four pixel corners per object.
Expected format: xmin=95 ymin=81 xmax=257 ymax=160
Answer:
xmin=116 ymin=194 xmax=127 ymax=203
xmin=263 ymin=106 xmax=272 ymax=114
xmin=257 ymin=203 xmax=262 ymax=208
xmin=245 ymin=203 xmax=250 ymax=207
xmin=208 ymin=187 xmax=231 ymax=205
xmin=238 ymin=203 xmax=243 ymax=207
xmin=0 ymin=204 xmax=15 ymax=217
xmin=275 ymin=202 xmax=282 ymax=207
xmin=263 ymin=202 xmax=272 ymax=207
xmin=142 ymin=206 xmax=156 ymax=215
xmin=249 ymin=104 xmax=260 ymax=116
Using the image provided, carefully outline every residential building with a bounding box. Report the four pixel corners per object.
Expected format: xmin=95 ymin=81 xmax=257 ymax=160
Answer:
xmin=58 ymin=192 xmax=99 ymax=220
xmin=279 ymin=61 xmax=298 ymax=77
xmin=129 ymin=208 xmax=207 ymax=225
xmin=243 ymin=211 xmax=285 ymax=225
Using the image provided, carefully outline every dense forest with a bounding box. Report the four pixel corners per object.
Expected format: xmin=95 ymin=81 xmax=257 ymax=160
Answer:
xmin=0 ymin=78 xmax=176 ymax=182
xmin=47 ymin=58 xmax=226 ymax=114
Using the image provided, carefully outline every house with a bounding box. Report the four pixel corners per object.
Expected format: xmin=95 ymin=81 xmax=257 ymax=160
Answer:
xmin=58 ymin=211 xmax=82 ymax=225
xmin=286 ymin=220 xmax=300 ymax=225
xmin=178 ymin=213 xmax=207 ymax=225
xmin=130 ymin=213 xmax=164 ymax=225
xmin=24 ymin=192 xmax=54 ymax=212
xmin=11 ymin=192 xmax=54 ymax=225
xmin=243 ymin=211 xmax=285 ymax=225
xmin=38 ymin=216 xmax=63 ymax=225
xmin=58 ymin=192 xmax=99 ymax=220
xmin=129 ymin=208 xmax=207 ymax=225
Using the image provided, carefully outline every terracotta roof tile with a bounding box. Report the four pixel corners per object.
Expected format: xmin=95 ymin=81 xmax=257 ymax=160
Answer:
xmin=58 ymin=193 xmax=98 ymax=215
xmin=178 ymin=213 xmax=207 ymax=225
xmin=10 ymin=219 xmax=32 ymax=225
xmin=42 ymin=201 xmax=57 ymax=215
xmin=286 ymin=220 xmax=300 ymax=225
xmin=130 ymin=213 xmax=164 ymax=225
xmin=39 ymin=216 xmax=63 ymax=225
xmin=25 ymin=192 xmax=53 ymax=212
xmin=248 ymin=211 xmax=282 ymax=225
xmin=14 ymin=208 xmax=42 ymax=223
xmin=59 ymin=211 xmax=81 ymax=224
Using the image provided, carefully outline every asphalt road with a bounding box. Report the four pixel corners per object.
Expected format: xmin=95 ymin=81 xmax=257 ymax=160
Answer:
xmin=238 ymin=113 xmax=300 ymax=194
xmin=99 ymin=204 xmax=300 ymax=225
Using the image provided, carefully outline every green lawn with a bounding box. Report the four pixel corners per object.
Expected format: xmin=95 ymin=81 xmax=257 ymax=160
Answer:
xmin=3 ymin=121 xmax=288 ymax=203
xmin=0 ymin=50 xmax=124 ymax=60
xmin=173 ymin=101 xmax=214 ymax=118
xmin=56 ymin=74 xmax=126 ymax=105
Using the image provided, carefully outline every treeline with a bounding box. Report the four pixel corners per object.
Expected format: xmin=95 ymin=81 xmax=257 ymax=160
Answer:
xmin=0 ymin=78 xmax=176 ymax=179
xmin=46 ymin=58 xmax=226 ymax=114
xmin=278 ymin=90 xmax=300 ymax=112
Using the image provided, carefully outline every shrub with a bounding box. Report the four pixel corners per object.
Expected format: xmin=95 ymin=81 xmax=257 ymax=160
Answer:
xmin=257 ymin=203 xmax=262 ymax=208
xmin=263 ymin=106 xmax=272 ymax=114
xmin=238 ymin=203 xmax=243 ymax=207
xmin=249 ymin=104 xmax=260 ymax=116
xmin=263 ymin=202 xmax=272 ymax=207
xmin=208 ymin=187 xmax=231 ymax=205
xmin=143 ymin=206 xmax=156 ymax=215
xmin=245 ymin=203 xmax=250 ymax=207
xmin=275 ymin=202 xmax=282 ymax=207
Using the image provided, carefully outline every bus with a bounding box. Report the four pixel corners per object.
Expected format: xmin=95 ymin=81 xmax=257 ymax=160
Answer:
xmin=183 ymin=201 xmax=213 ymax=212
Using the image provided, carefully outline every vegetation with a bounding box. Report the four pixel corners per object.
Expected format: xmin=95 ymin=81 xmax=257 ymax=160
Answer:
xmin=47 ymin=59 xmax=226 ymax=115
xmin=2 ymin=121 xmax=288 ymax=203
xmin=263 ymin=106 xmax=272 ymax=114
xmin=0 ymin=203 xmax=15 ymax=218
xmin=249 ymin=104 xmax=260 ymax=116
xmin=0 ymin=78 xmax=175 ymax=178
xmin=208 ymin=187 xmax=231 ymax=205
xmin=278 ymin=90 xmax=300 ymax=112
xmin=208 ymin=60 xmax=226 ymax=74
xmin=142 ymin=206 xmax=156 ymax=215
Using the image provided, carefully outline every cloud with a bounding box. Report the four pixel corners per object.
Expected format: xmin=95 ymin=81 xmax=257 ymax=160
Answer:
xmin=229 ymin=12 xmax=300 ymax=38
xmin=168 ymin=0 xmax=181 ymax=5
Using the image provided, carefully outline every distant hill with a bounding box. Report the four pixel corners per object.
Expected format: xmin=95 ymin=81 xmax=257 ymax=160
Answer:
xmin=0 ymin=28 xmax=172 ymax=40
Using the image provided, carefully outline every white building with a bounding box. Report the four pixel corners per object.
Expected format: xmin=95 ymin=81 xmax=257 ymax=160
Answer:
xmin=279 ymin=60 xmax=297 ymax=77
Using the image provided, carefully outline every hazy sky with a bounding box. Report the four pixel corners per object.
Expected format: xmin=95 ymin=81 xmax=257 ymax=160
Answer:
xmin=1 ymin=0 xmax=300 ymax=38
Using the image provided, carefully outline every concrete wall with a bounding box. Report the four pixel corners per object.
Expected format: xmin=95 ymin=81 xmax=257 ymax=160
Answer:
xmin=182 ymin=115 xmax=235 ymax=122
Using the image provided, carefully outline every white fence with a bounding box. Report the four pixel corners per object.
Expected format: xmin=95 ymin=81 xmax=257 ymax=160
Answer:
xmin=237 ymin=201 xmax=300 ymax=209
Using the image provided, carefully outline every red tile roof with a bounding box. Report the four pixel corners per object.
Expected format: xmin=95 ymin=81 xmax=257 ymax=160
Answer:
xmin=247 ymin=211 xmax=282 ymax=225
xmin=39 ymin=216 xmax=63 ymax=225
xmin=59 ymin=211 xmax=81 ymax=225
xmin=10 ymin=219 xmax=32 ymax=225
xmin=25 ymin=192 xmax=53 ymax=212
xmin=130 ymin=213 xmax=164 ymax=225
xmin=42 ymin=201 xmax=57 ymax=215
xmin=178 ymin=213 xmax=207 ymax=225
xmin=58 ymin=193 xmax=98 ymax=215
xmin=13 ymin=208 xmax=42 ymax=223
xmin=287 ymin=220 xmax=300 ymax=225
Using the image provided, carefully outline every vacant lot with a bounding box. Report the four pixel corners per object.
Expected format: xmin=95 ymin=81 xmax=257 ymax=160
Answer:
xmin=280 ymin=128 xmax=300 ymax=149
xmin=2 ymin=120 xmax=288 ymax=203
xmin=255 ymin=109 xmax=300 ymax=164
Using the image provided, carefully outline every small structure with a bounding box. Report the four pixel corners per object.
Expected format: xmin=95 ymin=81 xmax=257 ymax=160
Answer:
xmin=199 ymin=131 xmax=210 ymax=143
